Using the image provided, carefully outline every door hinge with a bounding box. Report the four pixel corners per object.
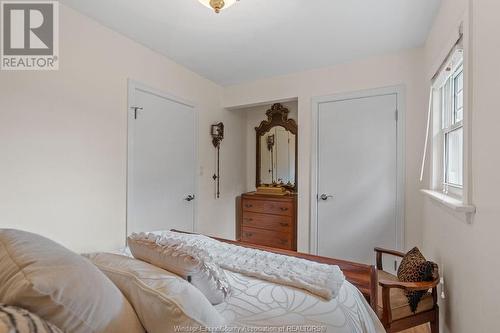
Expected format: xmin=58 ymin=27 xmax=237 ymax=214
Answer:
xmin=395 ymin=110 xmax=398 ymax=121
xmin=130 ymin=106 xmax=143 ymax=119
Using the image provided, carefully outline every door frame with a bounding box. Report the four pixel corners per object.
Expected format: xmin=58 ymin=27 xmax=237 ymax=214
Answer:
xmin=126 ymin=79 xmax=199 ymax=238
xmin=310 ymin=85 xmax=406 ymax=255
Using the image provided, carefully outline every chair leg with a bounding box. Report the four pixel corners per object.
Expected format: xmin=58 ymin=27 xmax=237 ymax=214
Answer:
xmin=430 ymin=315 xmax=439 ymax=333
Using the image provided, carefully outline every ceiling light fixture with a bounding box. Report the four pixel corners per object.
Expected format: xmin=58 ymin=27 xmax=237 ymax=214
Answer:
xmin=198 ymin=0 xmax=238 ymax=13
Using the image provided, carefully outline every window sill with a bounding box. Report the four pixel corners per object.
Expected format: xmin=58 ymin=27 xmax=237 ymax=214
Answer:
xmin=421 ymin=189 xmax=476 ymax=214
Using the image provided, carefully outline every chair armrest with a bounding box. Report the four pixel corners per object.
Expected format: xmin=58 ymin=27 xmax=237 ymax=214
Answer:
xmin=378 ymin=276 xmax=440 ymax=325
xmin=374 ymin=247 xmax=405 ymax=270
xmin=374 ymin=247 xmax=406 ymax=257
xmin=379 ymin=277 xmax=440 ymax=291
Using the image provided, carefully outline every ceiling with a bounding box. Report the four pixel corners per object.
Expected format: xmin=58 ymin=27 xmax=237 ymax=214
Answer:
xmin=61 ymin=0 xmax=441 ymax=86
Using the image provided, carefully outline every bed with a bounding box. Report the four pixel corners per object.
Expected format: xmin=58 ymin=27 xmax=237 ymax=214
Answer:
xmin=117 ymin=230 xmax=384 ymax=333
xmin=0 ymin=228 xmax=383 ymax=333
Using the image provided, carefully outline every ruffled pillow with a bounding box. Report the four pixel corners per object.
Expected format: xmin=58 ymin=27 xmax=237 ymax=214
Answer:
xmin=127 ymin=232 xmax=230 ymax=305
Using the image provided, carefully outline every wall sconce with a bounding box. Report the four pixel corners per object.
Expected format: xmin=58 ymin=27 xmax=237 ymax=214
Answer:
xmin=211 ymin=122 xmax=224 ymax=198
xmin=266 ymin=134 xmax=275 ymax=181
xmin=211 ymin=122 xmax=224 ymax=148
xmin=266 ymin=134 xmax=275 ymax=151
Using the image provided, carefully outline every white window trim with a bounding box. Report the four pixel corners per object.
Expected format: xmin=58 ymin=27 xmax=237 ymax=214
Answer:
xmin=421 ymin=15 xmax=475 ymax=217
xmin=421 ymin=190 xmax=475 ymax=214
xmin=442 ymin=61 xmax=463 ymax=196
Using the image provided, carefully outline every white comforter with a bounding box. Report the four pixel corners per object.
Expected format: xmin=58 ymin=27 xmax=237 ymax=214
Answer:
xmin=114 ymin=246 xmax=384 ymax=333
xmin=216 ymin=270 xmax=385 ymax=333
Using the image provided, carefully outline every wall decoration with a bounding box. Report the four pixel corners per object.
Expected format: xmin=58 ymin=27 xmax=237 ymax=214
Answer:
xmin=211 ymin=122 xmax=224 ymax=198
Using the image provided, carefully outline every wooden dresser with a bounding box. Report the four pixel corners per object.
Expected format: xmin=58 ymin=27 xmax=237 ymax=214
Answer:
xmin=238 ymin=192 xmax=297 ymax=251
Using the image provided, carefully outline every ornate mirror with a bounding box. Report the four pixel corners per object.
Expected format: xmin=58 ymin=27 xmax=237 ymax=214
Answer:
xmin=255 ymin=103 xmax=298 ymax=192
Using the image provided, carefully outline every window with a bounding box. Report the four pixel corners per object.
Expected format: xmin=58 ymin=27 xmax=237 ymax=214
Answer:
xmin=434 ymin=50 xmax=464 ymax=198
xmin=421 ymin=26 xmax=474 ymax=213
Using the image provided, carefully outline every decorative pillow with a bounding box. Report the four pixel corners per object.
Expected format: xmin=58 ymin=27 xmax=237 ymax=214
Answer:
xmin=0 ymin=304 xmax=63 ymax=333
xmin=0 ymin=229 xmax=145 ymax=333
xmin=84 ymin=252 xmax=226 ymax=333
xmin=128 ymin=232 xmax=230 ymax=305
xmin=397 ymin=247 xmax=436 ymax=312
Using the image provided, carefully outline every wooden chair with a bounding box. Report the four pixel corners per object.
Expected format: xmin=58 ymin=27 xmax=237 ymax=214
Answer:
xmin=374 ymin=247 xmax=440 ymax=333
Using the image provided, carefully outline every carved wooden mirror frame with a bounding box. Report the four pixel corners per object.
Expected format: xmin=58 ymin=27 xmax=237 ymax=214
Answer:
xmin=255 ymin=103 xmax=298 ymax=192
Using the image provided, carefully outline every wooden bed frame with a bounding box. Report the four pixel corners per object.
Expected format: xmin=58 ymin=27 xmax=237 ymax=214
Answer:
xmin=171 ymin=230 xmax=378 ymax=309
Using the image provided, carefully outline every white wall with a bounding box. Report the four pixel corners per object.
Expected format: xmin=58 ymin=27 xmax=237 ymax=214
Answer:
xmin=4 ymin=6 xmax=499 ymax=331
xmin=421 ymin=0 xmax=500 ymax=332
xmin=237 ymin=102 xmax=298 ymax=192
xmin=0 ymin=5 xmax=246 ymax=253
xmin=224 ymin=48 xmax=428 ymax=252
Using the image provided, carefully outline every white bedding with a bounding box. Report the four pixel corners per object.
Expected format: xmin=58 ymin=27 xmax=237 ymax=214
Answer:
xmin=216 ymin=270 xmax=384 ymax=333
xmin=113 ymin=247 xmax=384 ymax=333
xmin=140 ymin=231 xmax=345 ymax=300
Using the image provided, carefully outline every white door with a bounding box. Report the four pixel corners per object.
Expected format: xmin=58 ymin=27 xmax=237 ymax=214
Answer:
xmin=127 ymin=83 xmax=196 ymax=235
xmin=316 ymin=92 xmax=401 ymax=265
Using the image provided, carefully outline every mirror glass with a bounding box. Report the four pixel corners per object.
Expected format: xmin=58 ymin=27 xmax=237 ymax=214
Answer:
xmin=255 ymin=103 xmax=297 ymax=191
xmin=259 ymin=126 xmax=296 ymax=187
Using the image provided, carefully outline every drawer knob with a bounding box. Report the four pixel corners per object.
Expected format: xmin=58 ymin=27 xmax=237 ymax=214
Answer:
xmin=244 ymin=218 xmax=253 ymax=222
xmin=279 ymin=222 xmax=289 ymax=227
xmin=245 ymin=204 xmax=253 ymax=208
xmin=245 ymin=232 xmax=253 ymax=237
xmin=280 ymin=207 xmax=289 ymax=211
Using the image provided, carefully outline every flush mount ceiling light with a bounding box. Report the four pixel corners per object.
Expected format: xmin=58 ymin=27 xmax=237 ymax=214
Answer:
xmin=198 ymin=0 xmax=238 ymax=13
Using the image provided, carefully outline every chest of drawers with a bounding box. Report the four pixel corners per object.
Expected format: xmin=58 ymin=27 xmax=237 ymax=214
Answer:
xmin=238 ymin=192 xmax=297 ymax=251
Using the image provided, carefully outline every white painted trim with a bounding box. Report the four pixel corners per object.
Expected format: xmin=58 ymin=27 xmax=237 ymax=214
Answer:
xmin=421 ymin=190 xmax=476 ymax=214
xmin=462 ymin=6 xmax=473 ymax=207
xmin=310 ymin=85 xmax=406 ymax=255
xmin=224 ymin=97 xmax=299 ymax=110
xmin=126 ymin=79 xmax=199 ymax=241
xmin=395 ymin=86 xmax=406 ymax=252
xmin=425 ymin=9 xmax=474 ymax=211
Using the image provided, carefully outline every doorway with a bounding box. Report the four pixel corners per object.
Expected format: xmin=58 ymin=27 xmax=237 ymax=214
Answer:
xmin=311 ymin=87 xmax=405 ymax=265
xmin=127 ymin=80 xmax=197 ymax=235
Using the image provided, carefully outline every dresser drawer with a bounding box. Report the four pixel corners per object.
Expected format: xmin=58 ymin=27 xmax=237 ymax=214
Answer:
xmin=242 ymin=199 xmax=293 ymax=216
xmin=241 ymin=227 xmax=292 ymax=250
xmin=242 ymin=212 xmax=292 ymax=233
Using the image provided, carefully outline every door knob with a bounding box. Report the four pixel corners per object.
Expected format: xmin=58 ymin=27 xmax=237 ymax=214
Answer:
xmin=319 ymin=194 xmax=334 ymax=201
xmin=185 ymin=194 xmax=195 ymax=202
